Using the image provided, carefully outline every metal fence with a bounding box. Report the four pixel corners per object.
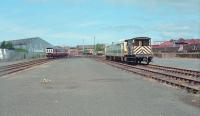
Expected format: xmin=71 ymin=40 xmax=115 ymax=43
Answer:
xmin=0 ymin=49 xmax=46 ymax=62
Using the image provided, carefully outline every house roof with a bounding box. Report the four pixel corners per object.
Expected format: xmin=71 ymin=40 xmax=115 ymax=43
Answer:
xmin=160 ymin=41 xmax=174 ymax=47
xmin=184 ymin=39 xmax=200 ymax=44
xmin=152 ymin=39 xmax=200 ymax=49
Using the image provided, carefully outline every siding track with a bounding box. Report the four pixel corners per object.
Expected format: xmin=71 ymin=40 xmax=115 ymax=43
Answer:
xmin=94 ymin=57 xmax=200 ymax=94
xmin=0 ymin=59 xmax=53 ymax=77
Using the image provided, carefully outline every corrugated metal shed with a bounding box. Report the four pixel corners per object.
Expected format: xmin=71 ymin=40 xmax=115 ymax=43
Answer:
xmin=4 ymin=37 xmax=53 ymax=53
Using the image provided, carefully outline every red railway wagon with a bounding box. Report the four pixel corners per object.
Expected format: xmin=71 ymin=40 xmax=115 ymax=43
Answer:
xmin=46 ymin=47 xmax=68 ymax=58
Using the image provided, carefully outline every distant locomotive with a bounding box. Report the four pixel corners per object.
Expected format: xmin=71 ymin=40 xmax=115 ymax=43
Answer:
xmin=46 ymin=47 xmax=68 ymax=58
xmin=105 ymin=37 xmax=153 ymax=64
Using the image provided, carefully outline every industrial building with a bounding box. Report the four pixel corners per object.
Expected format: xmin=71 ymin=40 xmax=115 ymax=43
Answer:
xmin=0 ymin=37 xmax=53 ymax=61
xmin=7 ymin=37 xmax=53 ymax=53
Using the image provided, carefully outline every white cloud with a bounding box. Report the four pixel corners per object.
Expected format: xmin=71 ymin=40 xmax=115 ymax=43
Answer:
xmin=78 ymin=21 xmax=100 ymax=28
xmin=101 ymin=25 xmax=144 ymax=32
xmin=47 ymin=32 xmax=92 ymax=40
xmin=105 ymin=0 xmax=200 ymax=10
xmin=0 ymin=18 xmax=50 ymax=41
xmin=155 ymin=22 xmax=200 ymax=33
xmin=154 ymin=22 xmax=200 ymax=39
xmin=24 ymin=0 xmax=89 ymax=4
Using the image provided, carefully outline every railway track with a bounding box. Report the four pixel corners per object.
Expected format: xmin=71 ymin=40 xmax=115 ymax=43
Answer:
xmin=0 ymin=58 xmax=53 ymax=77
xmin=94 ymin=57 xmax=200 ymax=94
xmin=146 ymin=64 xmax=200 ymax=78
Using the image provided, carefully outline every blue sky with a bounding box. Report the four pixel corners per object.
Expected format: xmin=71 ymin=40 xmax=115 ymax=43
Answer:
xmin=0 ymin=0 xmax=199 ymax=46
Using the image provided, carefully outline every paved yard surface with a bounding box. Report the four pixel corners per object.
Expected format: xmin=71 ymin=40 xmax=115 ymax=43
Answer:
xmin=0 ymin=58 xmax=199 ymax=116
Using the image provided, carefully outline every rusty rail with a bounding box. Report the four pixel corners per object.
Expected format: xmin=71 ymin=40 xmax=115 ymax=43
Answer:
xmin=0 ymin=59 xmax=53 ymax=77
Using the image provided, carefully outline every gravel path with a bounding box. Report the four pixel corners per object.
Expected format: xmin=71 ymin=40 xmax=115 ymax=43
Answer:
xmin=0 ymin=58 xmax=199 ymax=116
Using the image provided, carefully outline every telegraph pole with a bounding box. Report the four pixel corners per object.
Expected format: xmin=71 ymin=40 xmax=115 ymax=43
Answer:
xmin=93 ymin=36 xmax=96 ymax=55
xmin=82 ymin=39 xmax=85 ymax=55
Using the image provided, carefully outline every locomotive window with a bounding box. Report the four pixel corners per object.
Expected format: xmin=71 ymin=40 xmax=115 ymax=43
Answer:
xmin=134 ymin=39 xmax=149 ymax=46
xmin=134 ymin=41 xmax=139 ymax=46
xmin=139 ymin=41 xmax=142 ymax=46
xmin=143 ymin=40 xmax=149 ymax=46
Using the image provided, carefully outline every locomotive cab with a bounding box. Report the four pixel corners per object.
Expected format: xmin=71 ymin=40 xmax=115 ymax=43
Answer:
xmin=46 ymin=48 xmax=54 ymax=58
xmin=133 ymin=37 xmax=153 ymax=64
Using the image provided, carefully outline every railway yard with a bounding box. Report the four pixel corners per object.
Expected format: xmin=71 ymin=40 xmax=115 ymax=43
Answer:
xmin=0 ymin=57 xmax=199 ymax=116
xmin=1 ymin=1 xmax=200 ymax=116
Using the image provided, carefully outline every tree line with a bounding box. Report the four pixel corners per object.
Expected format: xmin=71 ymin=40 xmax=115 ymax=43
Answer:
xmin=0 ymin=41 xmax=14 ymax=49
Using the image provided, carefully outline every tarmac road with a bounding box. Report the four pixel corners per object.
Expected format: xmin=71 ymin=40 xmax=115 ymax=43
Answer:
xmin=0 ymin=58 xmax=199 ymax=116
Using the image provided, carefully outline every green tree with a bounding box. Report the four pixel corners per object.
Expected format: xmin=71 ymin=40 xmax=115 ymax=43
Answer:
xmin=0 ymin=41 xmax=6 ymax=48
xmin=5 ymin=42 xmax=14 ymax=49
xmin=95 ymin=44 xmax=105 ymax=52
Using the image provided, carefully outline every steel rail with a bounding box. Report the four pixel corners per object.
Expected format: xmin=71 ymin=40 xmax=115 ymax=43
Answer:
xmin=95 ymin=58 xmax=200 ymax=94
xmin=147 ymin=64 xmax=200 ymax=78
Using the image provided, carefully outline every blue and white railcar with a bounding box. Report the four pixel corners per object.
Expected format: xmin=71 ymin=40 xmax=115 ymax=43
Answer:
xmin=105 ymin=37 xmax=153 ymax=64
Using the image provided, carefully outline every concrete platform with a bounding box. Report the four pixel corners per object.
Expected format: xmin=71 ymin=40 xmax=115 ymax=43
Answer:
xmin=152 ymin=57 xmax=200 ymax=71
xmin=0 ymin=58 xmax=199 ymax=116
